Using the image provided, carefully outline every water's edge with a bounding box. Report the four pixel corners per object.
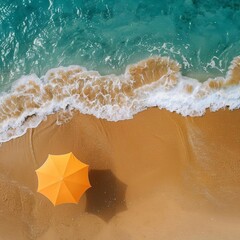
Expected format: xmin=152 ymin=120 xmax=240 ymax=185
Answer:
xmin=0 ymin=56 xmax=240 ymax=143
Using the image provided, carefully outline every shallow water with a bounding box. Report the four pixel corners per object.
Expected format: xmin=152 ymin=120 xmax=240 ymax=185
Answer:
xmin=1 ymin=0 xmax=240 ymax=89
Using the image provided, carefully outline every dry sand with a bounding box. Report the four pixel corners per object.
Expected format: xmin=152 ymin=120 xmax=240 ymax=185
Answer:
xmin=0 ymin=108 xmax=240 ymax=239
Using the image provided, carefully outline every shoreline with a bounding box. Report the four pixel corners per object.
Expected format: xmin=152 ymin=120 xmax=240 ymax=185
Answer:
xmin=0 ymin=56 xmax=240 ymax=143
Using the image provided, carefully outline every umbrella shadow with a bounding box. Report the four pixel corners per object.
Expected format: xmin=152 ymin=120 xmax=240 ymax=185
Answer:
xmin=85 ymin=169 xmax=127 ymax=222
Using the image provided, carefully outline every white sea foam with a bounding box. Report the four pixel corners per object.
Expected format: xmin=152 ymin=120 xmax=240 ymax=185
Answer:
xmin=0 ymin=56 xmax=239 ymax=143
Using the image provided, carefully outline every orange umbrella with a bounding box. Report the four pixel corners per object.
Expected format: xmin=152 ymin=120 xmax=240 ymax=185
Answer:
xmin=36 ymin=152 xmax=91 ymax=206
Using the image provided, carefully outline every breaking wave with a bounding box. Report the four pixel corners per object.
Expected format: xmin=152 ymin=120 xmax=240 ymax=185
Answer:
xmin=0 ymin=56 xmax=240 ymax=143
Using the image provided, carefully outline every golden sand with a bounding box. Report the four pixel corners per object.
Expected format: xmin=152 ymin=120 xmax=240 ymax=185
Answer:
xmin=0 ymin=108 xmax=240 ymax=239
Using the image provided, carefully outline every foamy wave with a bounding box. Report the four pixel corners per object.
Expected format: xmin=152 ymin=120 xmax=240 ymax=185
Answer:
xmin=0 ymin=56 xmax=240 ymax=142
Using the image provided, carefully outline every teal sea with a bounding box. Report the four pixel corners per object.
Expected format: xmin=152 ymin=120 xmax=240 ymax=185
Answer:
xmin=1 ymin=0 xmax=240 ymax=89
xmin=0 ymin=0 xmax=240 ymax=142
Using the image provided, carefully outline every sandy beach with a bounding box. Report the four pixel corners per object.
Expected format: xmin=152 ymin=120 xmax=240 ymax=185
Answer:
xmin=0 ymin=108 xmax=240 ymax=239
xmin=1 ymin=1 xmax=240 ymax=239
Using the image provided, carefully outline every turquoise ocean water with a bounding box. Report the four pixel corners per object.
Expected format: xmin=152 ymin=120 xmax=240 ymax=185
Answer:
xmin=1 ymin=0 xmax=240 ymax=89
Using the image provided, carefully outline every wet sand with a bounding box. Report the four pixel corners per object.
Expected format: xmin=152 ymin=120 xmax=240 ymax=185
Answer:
xmin=0 ymin=108 xmax=240 ymax=239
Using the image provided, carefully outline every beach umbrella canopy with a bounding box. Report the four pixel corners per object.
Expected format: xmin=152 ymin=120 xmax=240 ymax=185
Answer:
xmin=36 ymin=152 xmax=91 ymax=206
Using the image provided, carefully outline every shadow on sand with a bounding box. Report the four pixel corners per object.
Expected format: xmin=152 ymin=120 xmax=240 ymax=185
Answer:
xmin=86 ymin=169 xmax=127 ymax=222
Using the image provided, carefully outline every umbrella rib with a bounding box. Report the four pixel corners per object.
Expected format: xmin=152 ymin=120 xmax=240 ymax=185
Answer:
xmin=37 ymin=181 xmax=59 ymax=192
xmin=53 ymin=182 xmax=63 ymax=205
xmin=63 ymin=154 xmax=88 ymax=177
xmin=51 ymin=155 xmax=70 ymax=176
xmin=67 ymin=188 xmax=79 ymax=202
xmin=64 ymin=165 xmax=89 ymax=178
xmin=64 ymin=179 xmax=91 ymax=190
xmin=64 ymin=167 xmax=91 ymax=187
xmin=55 ymin=181 xmax=79 ymax=204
